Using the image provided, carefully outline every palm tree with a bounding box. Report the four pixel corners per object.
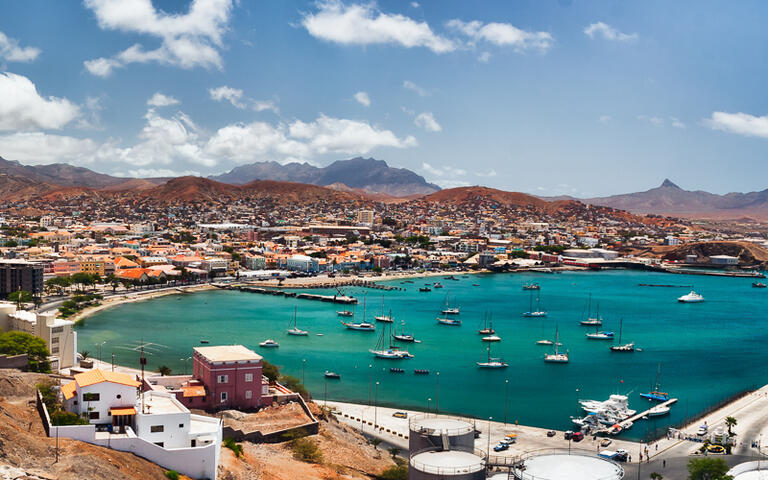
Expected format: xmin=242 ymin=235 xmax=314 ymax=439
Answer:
xmin=158 ymin=365 xmax=172 ymax=376
xmin=650 ymin=473 xmax=663 ymax=480
xmin=79 ymin=350 xmax=90 ymax=360
xmin=725 ymin=416 xmax=737 ymax=436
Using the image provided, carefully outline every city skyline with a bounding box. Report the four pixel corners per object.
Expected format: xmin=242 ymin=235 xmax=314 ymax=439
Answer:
xmin=0 ymin=0 xmax=767 ymax=197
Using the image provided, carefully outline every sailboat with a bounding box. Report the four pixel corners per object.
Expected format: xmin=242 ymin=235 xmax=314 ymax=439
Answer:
xmin=476 ymin=343 xmax=508 ymax=368
xmin=477 ymin=312 xmax=495 ymax=335
xmin=286 ymin=307 xmax=309 ymax=336
xmin=374 ymin=297 xmax=394 ymax=322
xmin=585 ymin=316 xmax=614 ymax=339
xmin=340 ymin=297 xmax=375 ymax=331
xmin=580 ymin=294 xmax=602 ymax=326
xmin=369 ymin=323 xmax=414 ymax=359
xmin=522 ymin=289 xmax=547 ymax=317
xmin=393 ymin=319 xmax=421 ymax=343
xmin=441 ymin=294 xmax=460 ymax=315
xmin=609 ymin=319 xmax=635 ymax=352
xmin=640 ymin=364 xmax=670 ymax=402
xmin=544 ymin=325 xmax=569 ymax=363
xmin=437 ymin=316 xmax=461 ymax=325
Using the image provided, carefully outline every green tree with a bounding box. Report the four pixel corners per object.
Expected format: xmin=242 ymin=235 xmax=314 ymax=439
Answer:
xmin=4 ymin=239 xmax=18 ymax=247
xmin=0 ymin=331 xmax=51 ymax=372
xmin=650 ymin=473 xmax=664 ymax=480
xmin=378 ymin=465 xmax=408 ymax=480
xmin=280 ymin=374 xmax=309 ymax=399
xmin=388 ymin=446 xmax=401 ymax=458
xmin=725 ymin=416 xmax=737 ymax=436
xmin=262 ymin=360 xmax=280 ymax=382
xmin=687 ymin=458 xmax=733 ymax=480
xmin=8 ymin=290 xmax=32 ymax=307
xmin=70 ymin=272 xmax=96 ymax=292
xmin=158 ymin=365 xmax=172 ymax=376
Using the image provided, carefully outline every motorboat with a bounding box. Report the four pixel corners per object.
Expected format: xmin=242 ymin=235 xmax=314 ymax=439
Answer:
xmin=437 ymin=317 xmax=461 ymax=326
xmin=482 ymin=335 xmax=501 ymax=342
xmin=336 ymin=310 xmax=354 ymax=317
xmin=433 ymin=282 xmax=444 ymax=289
xmin=287 ymin=307 xmax=309 ymax=336
xmin=536 ymin=339 xmax=553 ymax=345
xmin=324 ymin=371 xmax=341 ymax=379
xmin=678 ymin=291 xmax=704 ymax=303
xmin=476 ymin=344 xmax=508 ymax=368
xmin=523 ymin=283 xmax=540 ymax=290
xmin=753 ymin=282 xmax=767 ymax=288
xmin=259 ymin=339 xmax=279 ymax=348
xmin=609 ymin=319 xmax=635 ymax=352
xmin=586 ymin=331 xmax=614 ymax=340
xmin=341 ymin=320 xmax=375 ymax=331
xmin=580 ymin=395 xmax=636 ymax=419
xmin=648 ymin=405 xmax=670 ymax=417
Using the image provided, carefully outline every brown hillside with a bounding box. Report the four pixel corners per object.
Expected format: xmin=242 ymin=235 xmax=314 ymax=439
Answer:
xmin=423 ymin=186 xmax=550 ymax=208
xmin=650 ymin=241 xmax=768 ymax=265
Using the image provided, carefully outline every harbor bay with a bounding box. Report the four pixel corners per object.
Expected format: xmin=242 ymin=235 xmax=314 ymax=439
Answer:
xmin=77 ymin=270 xmax=768 ymax=441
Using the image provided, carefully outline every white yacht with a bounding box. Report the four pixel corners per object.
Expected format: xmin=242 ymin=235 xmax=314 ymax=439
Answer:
xmin=522 ymin=290 xmax=547 ymax=317
xmin=544 ymin=326 xmax=569 ymax=363
xmin=341 ymin=320 xmax=376 ymax=331
xmin=286 ymin=307 xmax=309 ymax=336
xmin=369 ymin=324 xmax=414 ymax=359
xmin=678 ymin=291 xmax=704 ymax=303
xmin=259 ymin=339 xmax=279 ymax=348
xmin=476 ymin=344 xmax=508 ymax=368
xmin=437 ymin=317 xmax=461 ymax=326
xmin=482 ymin=335 xmax=501 ymax=342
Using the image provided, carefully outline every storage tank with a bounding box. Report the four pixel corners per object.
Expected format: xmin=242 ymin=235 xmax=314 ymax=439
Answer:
xmin=511 ymin=450 xmax=623 ymax=480
xmin=408 ymin=416 xmax=486 ymax=480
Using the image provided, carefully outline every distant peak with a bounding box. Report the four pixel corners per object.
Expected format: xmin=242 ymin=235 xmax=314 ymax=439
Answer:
xmin=660 ymin=179 xmax=680 ymax=189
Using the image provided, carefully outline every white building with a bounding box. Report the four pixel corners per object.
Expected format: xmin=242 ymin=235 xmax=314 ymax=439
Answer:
xmin=357 ymin=210 xmax=374 ymax=226
xmin=58 ymin=369 xmax=222 ymax=480
xmin=710 ymin=255 xmax=739 ymax=265
xmin=0 ymin=303 xmax=77 ymax=370
xmin=286 ymin=254 xmax=319 ymax=272
xmin=39 ymin=216 xmax=53 ymax=228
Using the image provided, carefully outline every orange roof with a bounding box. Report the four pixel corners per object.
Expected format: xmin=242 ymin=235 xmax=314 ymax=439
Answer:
xmin=181 ymin=385 xmax=206 ymax=398
xmin=114 ymin=257 xmax=139 ymax=268
xmin=116 ymin=268 xmax=148 ymax=280
xmin=61 ymin=381 xmax=77 ymax=400
xmin=110 ymin=407 xmax=136 ymax=416
xmin=73 ymin=369 xmax=141 ymax=389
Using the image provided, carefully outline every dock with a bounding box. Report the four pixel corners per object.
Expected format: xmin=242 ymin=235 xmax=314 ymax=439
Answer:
xmin=662 ymin=268 xmax=765 ymax=278
xmin=234 ymin=286 xmax=358 ymax=304
xmin=620 ymin=398 xmax=678 ymax=429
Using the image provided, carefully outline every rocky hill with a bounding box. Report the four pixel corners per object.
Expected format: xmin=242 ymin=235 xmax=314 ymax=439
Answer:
xmin=210 ymin=157 xmax=441 ymax=197
xmin=642 ymin=241 xmax=768 ymax=266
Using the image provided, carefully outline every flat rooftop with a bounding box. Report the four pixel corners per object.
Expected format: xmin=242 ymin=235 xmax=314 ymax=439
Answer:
xmin=411 ymin=416 xmax=474 ymax=435
xmin=516 ymin=453 xmax=623 ymax=480
xmin=141 ymin=392 xmax=187 ymax=415
xmin=410 ymin=450 xmax=485 ymax=474
xmin=194 ymin=344 xmax=262 ymax=363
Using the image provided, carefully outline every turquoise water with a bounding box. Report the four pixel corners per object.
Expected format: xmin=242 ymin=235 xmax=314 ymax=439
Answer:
xmin=76 ymin=271 xmax=768 ymax=441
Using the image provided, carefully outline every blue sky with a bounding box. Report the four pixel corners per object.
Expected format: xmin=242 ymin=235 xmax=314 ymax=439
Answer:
xmin=0 ymin=0 xmax=767 ymax=196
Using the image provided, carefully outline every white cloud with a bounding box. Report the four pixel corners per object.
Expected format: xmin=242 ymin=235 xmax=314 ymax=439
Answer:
xmin=209 ymin=85 xmax=245 ymax=108
xmin=478 ymin=51 xmax=491 ymax=63
xmin=302 ymin=0 xmax=455 ymax=53
xmin=638 ymin=115 xmax=664 ymax=126
xmin=403 ymin=80 xmax=428 ymax=96
xmin=421 ymin=162 xmax=465 ymax=177
xmin=437 ymin=179 xmax=471 ymax=188
xmin=147 ymin=92 xmax=180 ymax=107
xmin=705 ymin=112 xmax=768 ymax=139
xmin=354 ymin=91 xmax=371 ymax=107
xmin=252 ymin=100 xmax=279 ymax=113
xmin=475 ymin=169 xmax=497 ymax=178
xmin=0 ymin=132 xmax=113 ymax=165
xmin=447 ymin=19 xmax=554 ymax=52
xmin=75 ymin=95 xmax=107 ymax=130
xmin=83 ymin=0 xmax=234 ymax=76
xmin=0 ymin=72 xmax=80 ymax=131
xmin=670 ymin=117 xmax=686 ymax=129
xmin=117 ymin=168 xmax=200 ymax=178
xmin=414 ymin=112 xmax=442 ymax=132
xmin=584 ymin=22 xmax=638 ymax=42
xmin=410 ymin=2 xmax=420 ymax=8
xmin=598 ymin=115 xmax=612 ymax=124
xmin=288 ymin=114 xmax=417 ymax=155
xmin=0 ymin=31 xmax=41 ymax=62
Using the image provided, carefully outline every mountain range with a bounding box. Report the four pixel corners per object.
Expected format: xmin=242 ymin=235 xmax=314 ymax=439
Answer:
xmin=574 ymin=179 xmax=768 ymax=220
xmin=209 ymin=157 xmax=440 ymax=197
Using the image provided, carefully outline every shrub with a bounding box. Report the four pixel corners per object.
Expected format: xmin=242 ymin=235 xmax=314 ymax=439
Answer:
xmin=280 ymin=374 xmax=309 ymax=399
xmin=165 ymin=470 xmax=180 ymax=480
xmin=378 ymin=465 xmax=408 ymax=480
xmin=223 ymin=437 xmax=244 ymax=458
xmin=0 ymin=331 xmax=50 ymax=372
xmin=51 ymin=410 xmax=89 ymax=426
xmin=291 ymin=438 xmax=323 ymax=463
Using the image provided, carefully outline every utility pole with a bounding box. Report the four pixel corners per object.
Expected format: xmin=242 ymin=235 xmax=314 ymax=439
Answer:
xmin=486 ymin=417 xmax=492 ymax=457
xmin=436 ymin=372 xmax=440 ymax=414
xmin=368 ymin=364 xmax=373 ymax=406
xmin=374 ymin=381 xmax=380 ymax=430
xmin=302 ymin=358 xmax=306 ymax=386
xmin=504 ymin=379 xmax=509 ymax=426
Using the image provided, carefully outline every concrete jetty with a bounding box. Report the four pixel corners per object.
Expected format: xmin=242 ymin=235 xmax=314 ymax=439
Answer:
xmin=620 ymin=398 xmax=678 ymax=430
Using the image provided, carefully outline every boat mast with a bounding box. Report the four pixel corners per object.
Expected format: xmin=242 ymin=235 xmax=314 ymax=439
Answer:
xmin=617 ymin=319 xmax=623 ymax=345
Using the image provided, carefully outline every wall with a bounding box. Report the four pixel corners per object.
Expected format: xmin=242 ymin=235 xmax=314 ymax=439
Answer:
xmin=72 ymin=382 xmax=138 ymax=424
xmin=0 ymin=353 xmax=28 ymax=370
xmin=194 ymin=354 xmax=263 ymax=410
xmin=222 ymin=394 xmax=319 ymax=444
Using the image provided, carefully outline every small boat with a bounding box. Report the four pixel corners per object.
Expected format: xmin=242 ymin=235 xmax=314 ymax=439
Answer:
xmin=640 ymin=364 xmax=670 ymax=402
xmin=536 ymin=339 xmax=553 ymax=345
xmin=477 ymin=344 xmax=508 ymax=368
xmin=324 ymin=371 xmax=341 ymax=379
xmin=544 ymin=326 xmax=569 ymax=363
xmin=472 ymin=283 xmax=480 ymax=287
xmin=375 ymin=298 xmax=394 ymax=322
xmin=341 ymin=320 xmax=376 ymax=331
xmin=648 ymin=405 xmax=670 ymax=417
xmin=393 ymin=319 xmax=420 ymax=343
xmin=437 ymin=317 xmax=461 ymax=326
xmin=753 ymin=282 xmax=767 ymax=288
xmin=259 ymin=339 xmax=279 ymax=348
xmin=586 ymin=331 xmax=614 ymax=340
xmin=522 ymin=289 xmax=547 ymax=317
xmin=609 ymin=319 xmax=635 ymax=352
xmin=370 ymin=324 xmax=414 ymax=359
xmin=433 ymin=282 xmax=444 ymax=289
xmin=414 ymin=369 xmax=430 ymax=375
xmin=579 ymin=295 xmax=602 ymax=326
xmin=200 ymin=340 xmax=210 ymax=344
xmin=316 ymin=333 xmax=324 ymax=336
xmin=404 ymin=280 xmax=414 ymax=284
xmin=478 ymin=312 xmax=495 ymax=335
xmin=523 ymin=283 xmax=540 ymax=290
xmin=678 ymin=291 xmax=704 ymax=303
xmin=337 ymin=310 xmax=354 ymax=317
xmin=390 ymin=367 xmax=405 ymax=373
xmin=442 ymin=307 xmax=460 ymax=315
xmin=287 ymin=307 xmax=309 ymax=336
xmin=419 ymin=287 xmax=431 ymax=292
xmin=482 ymin=335 xmax=501 ymax=342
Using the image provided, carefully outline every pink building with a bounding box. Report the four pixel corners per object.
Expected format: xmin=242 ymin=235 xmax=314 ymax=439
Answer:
xmin=189 ymin=345 xmax=267 ymax=410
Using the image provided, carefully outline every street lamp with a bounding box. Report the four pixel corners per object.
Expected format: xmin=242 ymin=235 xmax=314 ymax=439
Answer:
xmin=504 ymin=379 xmax=509 ymax=426
xmin=180 ymin=356 xmax=191 ymax=375
xmin=368 ymin=364 xmax=373 ymax=406
xmin=302 ymin=358 xmax=306 ymax=385
xmin=374 ymin=381 xmax=380 ymax=430
xmin=427 ymin=397 xmax=431 ymax=414
xmin=324 ymin=374 xmax=328 ymax=408
xmin=97 ymin=341 xmax=107 ymax=365
xmin=436 ymin=372 xmax=440 ymax=414
xmin=486 ymin=416 xmax=493 ymax=457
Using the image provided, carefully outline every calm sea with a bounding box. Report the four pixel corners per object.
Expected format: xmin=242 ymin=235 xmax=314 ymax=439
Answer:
xmin=76 ymin=270 xmax=768 ymax=440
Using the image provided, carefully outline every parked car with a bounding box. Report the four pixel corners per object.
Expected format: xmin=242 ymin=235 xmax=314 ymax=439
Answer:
xmin=493 ymin=443 xmax=510 ymax=452
xmin=546 ymin=430 xmax=556 ymax=437
xmin=600 ymin=438 xmax=613 ymax=447
xmin=572 ymin=432 xmax=584 ymax=442
xmin=392 ymin=411 xmax=408 ymax=419
xmin=697 ymin=425 xmax=708 ymax=436
xmin=707 ymin=445 xmax=726 ymax=454
xmin=564 ymin=430 xmax=574 ymax=440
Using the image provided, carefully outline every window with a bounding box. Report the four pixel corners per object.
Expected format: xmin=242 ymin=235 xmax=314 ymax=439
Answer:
xmin=116 ymin=394 xmax=121 ymax=399
xmin=83 ymin=393 xmax=100 ymax=401
xmin=89 ymin=412 xmax=99 ymax=420
xmin=220 ymin=392 xmax=227 ymax=402
xmin=244 ymin=373 xmax=253 ymax=382
xmin=51 ymin=347 xmax=59 ymax=354
xmin=154 ymin=442 xmax=164 ymax=447
xmin=150 ymin=425 xmax=164 ymax=433
xmin=51 ymin=337 xmax=59 ymax=344
xmin=245 ymin=390 xmax=252 ymax=399
xmin=52 ymin=327 xmax=63 ymax=334
xmin=217 ymin=375 xmax=228 ymax=384
xmin=178 ymin=423 xmax=184 ymax=428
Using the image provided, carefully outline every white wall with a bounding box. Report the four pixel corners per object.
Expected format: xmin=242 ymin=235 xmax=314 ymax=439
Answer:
xmin=74 ymin=383 xmax=138 ymax=424
xmin=135 ymin=410 xmax=190 ymax=448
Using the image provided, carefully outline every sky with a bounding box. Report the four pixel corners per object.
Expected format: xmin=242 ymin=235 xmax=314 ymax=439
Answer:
xmin=0 ymin=0 xmax=767 ymax=197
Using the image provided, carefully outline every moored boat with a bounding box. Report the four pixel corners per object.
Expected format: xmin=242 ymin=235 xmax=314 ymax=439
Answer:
xmin=477 ymin=312 xmax=495 ymax=334
xmin=324 ymin=371 xmax=341 ymax=379
xmin=341 ymin=320 xmax=375 ymax=331
xmin=678 ymin=291 xmax=704 ymax=303
xmin=609 ymin=319 xmax=635 ymax=352
xmin=482 ymin=335 xmax=501 ymax=342
xmin=476 ymin=344 xmax=508 ymax=368
xmin=259 ymin=339 xmax=279 ymax=348
xmin=544 ymin=325 xmax=569 ymax=363
xmin=287 ymin=307 xmax=309 ymax=336
xmin=437 ymin=317 xmax=461 ymax=326
xmin=523 ymin=283 xmax=540 ymax=290
xmin=336 ymin=310 xmax=354 ymax=317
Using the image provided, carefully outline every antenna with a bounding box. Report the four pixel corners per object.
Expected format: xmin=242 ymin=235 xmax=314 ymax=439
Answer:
xmin=139 ymin=344 xmax=147 ymax=414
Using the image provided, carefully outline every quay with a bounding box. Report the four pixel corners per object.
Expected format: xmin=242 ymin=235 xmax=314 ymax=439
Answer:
xmin=662 ymin=268 xmax=765 ymax=278
xmin=233 ymin=285 xmax=358 ymax=304
xmin=619 ymin=398 xmax=678 ymax=430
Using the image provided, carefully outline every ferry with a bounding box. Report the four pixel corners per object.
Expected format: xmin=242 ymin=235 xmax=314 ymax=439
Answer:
xmin=678 ymin=291 xmax=705 ymax=303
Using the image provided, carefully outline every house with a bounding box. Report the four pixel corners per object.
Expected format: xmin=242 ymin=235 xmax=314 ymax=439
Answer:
xmin=191 ymin=345 xmax=268 ymax=410
xmin=56 ymin=369 xmax=222 ymax=480
xmin=0 ymin=303 xmax=77 ymax=370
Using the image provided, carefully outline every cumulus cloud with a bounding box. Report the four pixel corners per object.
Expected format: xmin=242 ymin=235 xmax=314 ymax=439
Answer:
xmin=83 ymin=0 xmax=234 ymax=77
xmin=414 ymin=112 xmax=441 ymax=132
xmin=422 ymin=162 xmax=465 ymax=177
xmin=670 ymin=117 xmax=686 ymax=129
xmin=0 ymin=31 xmax=41 ymax=62
xmin=0 ymin=132 xmax=112 ymax=165
xmin=705 ymin=111 xmax=768 ymax=138
xmin=584 ymin=22 xmax=638 ymax=42
xmin=288 ymin=114 xmax=417 ymax=155
xmin=302 ymin=0 xmax=455 ymax=53
xmin=638 ymin=114 xmax=664 ymax=126
xmin=447 ymin=19 xmax=554 ymax=52
xmin=209 ymin=85 xmax=279 ymax=113
xmin=354 ymin=91 xmax=371 ymax=107
xmin=403 ymin=80 xmax=428 ymax=97
xmin=475 ymin=169 xmax=497 ymax=178
xmin=0 ymin=72 xmax=80 ymax=131
xmin=147 ymin=92 xmax=180 ymax=107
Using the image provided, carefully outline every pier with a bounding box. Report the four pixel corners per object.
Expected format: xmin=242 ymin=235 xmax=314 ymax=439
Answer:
xmin=620 ymin=398 xmax=678 ymax=429
xmin=234 ymin=286 xmax=358 ymax=304
xmin=662 ymin=268 xmax=765 ymax=278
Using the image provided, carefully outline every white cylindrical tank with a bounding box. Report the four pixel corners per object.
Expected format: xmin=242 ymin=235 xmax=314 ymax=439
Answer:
xmin=409 ymin=415 xmax=476 ymax=452
xmin=512 ymin=450 xmax=623 ymax=480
